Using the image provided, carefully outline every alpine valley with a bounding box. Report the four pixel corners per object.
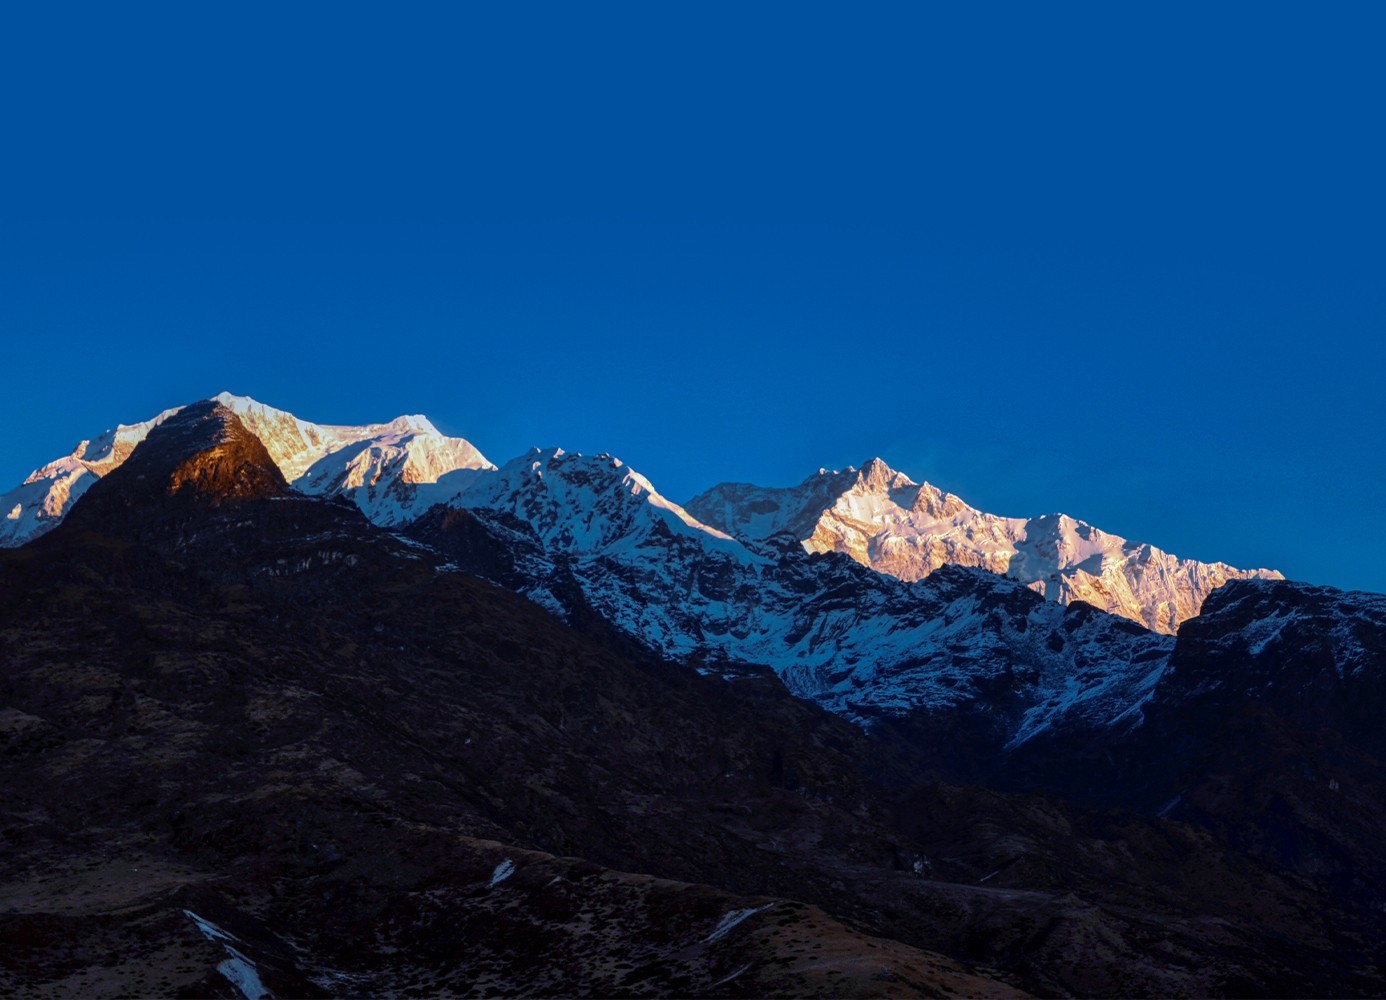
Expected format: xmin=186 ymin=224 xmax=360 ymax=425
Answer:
xmin=2 ymin=394 xmax=1383 ymax=998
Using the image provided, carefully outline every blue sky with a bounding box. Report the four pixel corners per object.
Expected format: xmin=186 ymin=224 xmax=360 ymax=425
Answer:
xmin=2 ymin=4 xmax=1383 ymax=591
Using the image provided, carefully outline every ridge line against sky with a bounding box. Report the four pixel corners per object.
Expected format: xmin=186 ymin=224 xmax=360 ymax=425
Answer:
xmin=1 ymin=4 xmax=1382 ymax=593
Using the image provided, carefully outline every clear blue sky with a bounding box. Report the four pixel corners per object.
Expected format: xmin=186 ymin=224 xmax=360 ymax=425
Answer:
xmin=2 ymin=4 xmax=1383 ymax=592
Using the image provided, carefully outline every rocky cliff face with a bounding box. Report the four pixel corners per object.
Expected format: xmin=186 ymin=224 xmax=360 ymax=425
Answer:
xmin=74 ymin=400 xmax=291 ymax=508
xmin=687 ymin=458 xmax=1282 ymax=634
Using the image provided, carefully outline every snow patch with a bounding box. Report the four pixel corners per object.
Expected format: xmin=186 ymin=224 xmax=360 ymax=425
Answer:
xmin=705 ymin=903 xmax=773 ymax=944
xmin=183 ymin=910 xmax=270 ymax=1000
xmin=488 ymin=858 xmax=516 ymax=887
xmin=710 ymin=961 xmax=754 ymax=988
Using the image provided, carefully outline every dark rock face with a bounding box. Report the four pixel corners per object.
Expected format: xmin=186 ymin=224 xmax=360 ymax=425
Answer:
xmin=71 ymin=400 xmax=290 ymax=515
xmin=2 ymin=405 xmax=1385 ymax=996
xmin=1137 ymin=581 xmax=1386 ymax=914
xmin=992 ymin=578 xmax=1386 ymax=938
xmin=1164 ymin=579 xmax=1386 ymax=757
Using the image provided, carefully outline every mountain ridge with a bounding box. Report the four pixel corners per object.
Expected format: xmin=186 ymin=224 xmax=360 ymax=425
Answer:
xmin=687 ymin=458 xmax=1283 ymax=633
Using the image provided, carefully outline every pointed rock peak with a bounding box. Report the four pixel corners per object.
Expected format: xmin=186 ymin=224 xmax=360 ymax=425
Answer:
xmin=854 ymin=457 xmax=915 ymax=493
xmin=911 ymin=481 xmax=970 ymax=519
xmin=74 ymin=400 xmax=290 ymax=515
xmin=140 ymin=400 xmax=292 ymax=500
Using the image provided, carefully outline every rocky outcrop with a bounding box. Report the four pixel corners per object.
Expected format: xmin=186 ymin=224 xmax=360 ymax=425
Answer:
xmin=64 ymin=400 xmax=290 ymax=518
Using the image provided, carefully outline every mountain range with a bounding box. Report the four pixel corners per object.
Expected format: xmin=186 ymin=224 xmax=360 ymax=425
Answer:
xmin=1 ymin=393 xmax=1381 ymax=997
xmin=3 ymin=392 xmax=1278 ymax=634
xmin=0 ymin=394 xmax=1275 ymax=746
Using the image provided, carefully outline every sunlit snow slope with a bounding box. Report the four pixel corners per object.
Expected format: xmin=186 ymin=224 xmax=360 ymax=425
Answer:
xmin=686 ymin=458 xmax=1282 ymax=634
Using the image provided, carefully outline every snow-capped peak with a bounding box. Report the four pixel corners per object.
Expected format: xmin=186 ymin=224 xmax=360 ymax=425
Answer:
xmin=384 ymin=414 xmax=439 ymax=436
xmin=854 ymin=456 xmax=911 ymax=492
xmin=0 ymin=394 xmax=494 ymax=543
xmin=433 ymin=447 xmax=749 ymax=558
xmin=211 ymin=390 xmax=265 ymax=410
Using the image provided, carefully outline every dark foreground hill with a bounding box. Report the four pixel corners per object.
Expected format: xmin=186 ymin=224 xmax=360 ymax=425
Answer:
xmin=1 ymin=404 xmax=1383 ymax=997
